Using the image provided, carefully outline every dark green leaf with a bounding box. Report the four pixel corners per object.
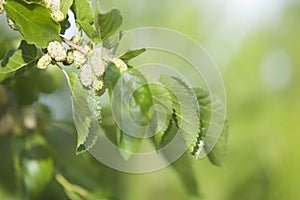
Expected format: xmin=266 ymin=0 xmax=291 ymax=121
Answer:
xmin=69 ymin=73 xmax=101 ymax=154
xmin=0 ymin=40 xmax=40 ymax=83
xmin=4 ymin=0 xmax=61 ymax=48
xmin=95 ymin=9 xmax=123 ymax=40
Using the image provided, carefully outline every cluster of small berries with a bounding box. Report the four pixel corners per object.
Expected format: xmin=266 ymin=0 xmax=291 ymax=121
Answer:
xmin=37 ymin=35 xmax=129 ymax=92
xmin=43 ymin=0 xmax=64 ymax=22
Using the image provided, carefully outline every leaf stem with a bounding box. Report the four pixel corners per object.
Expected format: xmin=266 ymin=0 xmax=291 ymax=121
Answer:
xmin=54 ymin=63 xmax=72 ymax=90
xmin=60 ymin=35 xmax=89 ymax=56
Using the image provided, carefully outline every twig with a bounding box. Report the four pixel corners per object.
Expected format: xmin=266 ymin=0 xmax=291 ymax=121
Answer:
xmin=60 ymin=35 xmax=89 ymax=56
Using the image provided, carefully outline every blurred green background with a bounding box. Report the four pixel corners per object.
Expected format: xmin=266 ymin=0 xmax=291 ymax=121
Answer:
xmin=1 ymin=0 xmax=300 ymax=199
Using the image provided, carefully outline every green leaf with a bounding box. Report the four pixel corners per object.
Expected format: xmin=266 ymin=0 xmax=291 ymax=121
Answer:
xmin=95 ymin=9 xmax=123 ymax=40
xmin=148 ymin=83 xmax=173 ymax=149
xmin=159 ymin=75 xmax=200 ymax=147
xmin=69 ymin=73 xmax=101 ymax=154
xmin=60 ymin=0 xmax=74 ymax=17
xmin=4 ymin=0 xmax=61 ymax=48
xmin=120 ymin=48 xmax=146 ymax=61
xmin=77 ymin=21 xmax=100 ymax=43
xmin=155 ymin=118 xmax=200 ymax=196
xmin=0 ymin=40 xmax=41 ymax=83
xmin=71 ymin=0 xmax=99 ymax=42
xmin=105 ymin=64 xmax=153 ymax=159
xmin=23 ymin=158 xmax=54 ymax=200
xmin=171 ymin=153 xmax=200 ymax=196
xmin=117 ymin=129 xmax=142 ymax=160
xmin=72 ymin=0 xmax=94 ymax=24
xmin=194 ymin=88 xmax=229 ymax=166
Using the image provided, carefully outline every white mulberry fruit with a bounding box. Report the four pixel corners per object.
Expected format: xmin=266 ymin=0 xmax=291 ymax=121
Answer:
xmin=73 ymin=50 xmax=87 ymax=68
xmin=37 ymin=54 xmax=52 ymax=69
xmin=51 ymin=10 xmax=65 ymax=22
xmin=47 ymin=41 xmax=67 ymax=62
xmin=112 ymin=58 xmax=128 ymax=73
xmin=80 ymin=64 xmax=93 ymax=87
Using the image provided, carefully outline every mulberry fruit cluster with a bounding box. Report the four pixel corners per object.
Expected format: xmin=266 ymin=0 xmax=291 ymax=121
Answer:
xmin=79 ymin=47 xmax=112 ymax=91
xmin=43 ymin=0 xmax=65 ymax=22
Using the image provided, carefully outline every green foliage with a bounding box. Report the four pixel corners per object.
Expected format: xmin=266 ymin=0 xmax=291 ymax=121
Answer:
xmin=105 ymin=63 xmax=153 ymax=159
xmin=0 ymin=1 xmax=230 ymax=199
xmin=120 ymin=48 xmax=146 ymax=62
xmin=95 ymin=9 xmax=123 ymax=40
xmin=60 ymin=0 xmax=74 ymax=17
xmin=4 ymin=0 xmax=61 ymax=48
xmin=194 ymin=88 xmax=229 ymax=166
xmin=23 ymin=158 xmax=54 ymax=199
xmin=69 ymin=73 xmax=101 ymax=154
xmin=159 ymin=75 xmax=200 ymax=147
xmin=0 ymin=40 xmax=41 ymax=83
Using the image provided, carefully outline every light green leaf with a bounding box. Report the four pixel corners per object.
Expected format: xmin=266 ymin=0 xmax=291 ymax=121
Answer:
xmin=4 ymin=0 xmax=61 ymax=48
xmin=105 ymin=63 xmax=152 ymax=159
xmin=160 ymin=75 xmax=200 ymax=147
xmin=0 ymin=40 xmax=41 ymax=83
xmin=171 ymin=153 xmax=200 ymax=197
xmin=95 ymin=9 xmax=123 ymax=40
xmin=69 ymin=73 xmax=101 ymax=154
xmin=156 ymin=119 xmax=200 ymax=196
xmin=71 ymin=0 xmax=99 ymax=42
xmin=72 ymin=0 xmax=94 ymax=24
xmin=77 ymin=21 xmax=100 ymax=43
xmin=23 ymin=158 xmax=54 ymax=200
xmin=120 ymin=48 xmax=146 ymax=62
xmin=60 ymin=0 xmax=74 ymax=17
xmin=148 ymin=83 xmax=173 ymax=149
xmin=194 ymin=88 xmax=229 ymax=166
xmin=117 ymin=129 xmax=142 ymax=161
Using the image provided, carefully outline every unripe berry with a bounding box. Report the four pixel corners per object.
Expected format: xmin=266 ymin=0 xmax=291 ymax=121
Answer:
xmin=51 ymin=10 xmax=65 ymax=23
xmin=112 ymin=58 xmax=127 ymax=73
xmin=63 ymin=50 xmax=74 ymax=65
xmin=92 ymin=78 xmax=104 ymax=91
xmin=43 ymin=0 xmax=59 ymax=12
xmin=37 ymin=54 xmax=52 ymax=69
xmin=47 ymin=41 xmax=67 ymax=62
xmin=71 ymin=35 xmax=83 ymax=45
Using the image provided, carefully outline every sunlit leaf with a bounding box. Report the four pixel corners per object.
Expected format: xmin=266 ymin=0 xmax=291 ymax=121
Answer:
xmin=60 ymin=0 xmax=74 ymax=17
xmin=4 ymin=0 xmax=61 ymax=48
xmin=160 ymin=75 xmax=200 ymax=147
xmin=69 ymin=73 xmax=101 ymax=154
xmin=194 ymin=88 xmax=229 ymax=166
xmin=95 ymin=9 xmax=123 ymax=40
xmin=0 ymin=40 xmax=41 ymax=83
xmin=105 ymin=63 xmax=152 ymax=159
